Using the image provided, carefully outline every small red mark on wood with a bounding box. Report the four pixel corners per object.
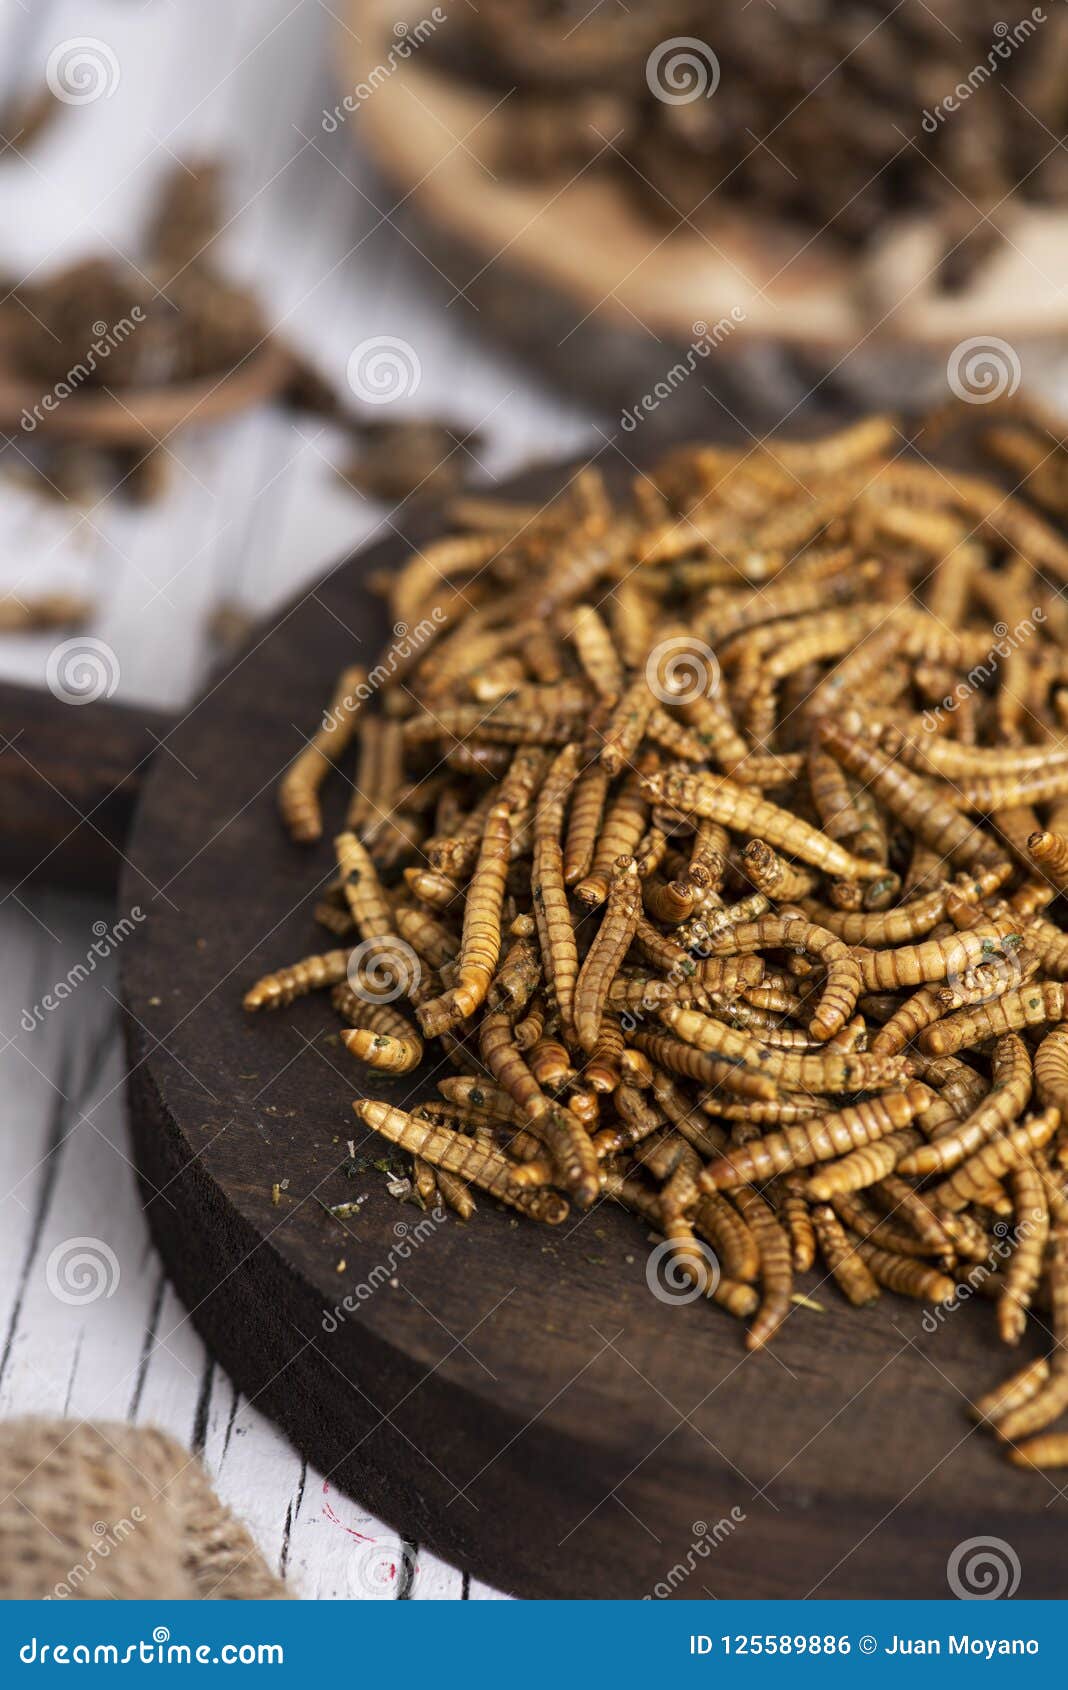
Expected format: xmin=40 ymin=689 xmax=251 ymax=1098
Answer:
xmin=321 ymin=1480 xmax=374 ymax=1541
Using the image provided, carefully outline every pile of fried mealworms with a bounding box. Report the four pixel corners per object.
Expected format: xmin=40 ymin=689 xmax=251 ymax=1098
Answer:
xmin=447 ymin=0 xmax=1068 ymax=291
xmin=246 ymin=403 xmax=1068 ymax=1471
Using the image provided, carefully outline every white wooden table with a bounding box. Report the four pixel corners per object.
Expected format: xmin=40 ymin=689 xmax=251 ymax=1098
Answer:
xmin=0 ymin=0 xmax=595 ymax=1599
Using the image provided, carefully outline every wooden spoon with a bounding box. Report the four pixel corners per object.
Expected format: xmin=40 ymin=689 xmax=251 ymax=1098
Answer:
xmin=0 ymin=337 xmax=294 ymax=447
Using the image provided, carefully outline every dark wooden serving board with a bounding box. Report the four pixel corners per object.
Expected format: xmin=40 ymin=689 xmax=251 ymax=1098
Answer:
xmin=3 ymin=428 xmax=1066 ymax=1599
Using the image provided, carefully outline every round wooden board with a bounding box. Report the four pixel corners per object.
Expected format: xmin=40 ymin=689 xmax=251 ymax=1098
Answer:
xmin=341 ymin=1 xmax=1068 ymax=425
xmin=118 ymin=436 xmax=1068 ymax=1600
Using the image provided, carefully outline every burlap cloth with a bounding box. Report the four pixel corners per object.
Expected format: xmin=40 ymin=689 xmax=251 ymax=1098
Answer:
xmin=0 ymin=1419 xmax=289 ymax=1599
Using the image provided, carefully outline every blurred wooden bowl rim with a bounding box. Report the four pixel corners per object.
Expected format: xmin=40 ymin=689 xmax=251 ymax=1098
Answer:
xmin=340 ymin=1 xmax=1068 ymax=366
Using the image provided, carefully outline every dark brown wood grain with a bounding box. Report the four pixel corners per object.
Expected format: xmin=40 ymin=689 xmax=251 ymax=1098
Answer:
xmin=0 ymin=681 xmax=168 ymax=892
xmin=114 ymin=440 xmax=1068 ymax=1601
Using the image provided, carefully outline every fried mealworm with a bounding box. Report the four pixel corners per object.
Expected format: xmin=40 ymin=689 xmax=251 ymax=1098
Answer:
xmin=629 ymin=1031 xmax=776 ymax=1102
xmin=641 ymin=770 xmax=888 ymax=882
xmin=743 ymin=839 xmax=819 ymax=901
xmin=925 ymin=981 xmax=1066 ymax=1053
xmin=335 ymin=831 xmax=394 ymax=940
xmin=575 ymin=767 xmax=650 ymax=906
xmin=532 ymin=743 xmax=581 ymax=1034
xmin=341 ymin=1024 xmax=423 ymax=1074
xmin=818 ymin=723 xmax=1005 ymax=871
xmin=998 ymin=1159 xmax=1050 ymax=1345
xmin=699 ymin=915 xmax=862 ymax=1041
xmin=732 ymin=1185 xmax=794 ymax=1351
xmin=436 ymin=1167 xmax=476 ymax=1220
xmin=898 ymin=1035 xmax=1033 ymax=1177
xmin=811 ymin=1205 xmax=881 ymax=1307
xmin=855 ymin=1243 xmax=956 ymax=1305
xmin=995 ymin=1228 xmax=1068 ymax=1443
xmin=805 ymin=1128 xmax=922 ymax=1201
xmin=278 ymin=666 xmax=366 ymax=843
xmin=930 ymin=1107 xmax=1060 ymax=1213
xmin=701 ymin=1086 xmax=928 ymax=1189
xmin=970 ymin=1356 xmax=1051 ymax=1425
xmin=244 ymin=948 xmax=353 ymax=1011
xmin=574 ymin=856 xmax=642 ymax=1051
xmin=355 ymin=1100 xmax=567 ymax=1224
xmin=562 ymin=761 xmax=610 ymax=886
xmin=777 ymin=1178 xmax=817 ymax=1273
xmin=449 ymin=802 xmax=512 ymax=1021
xmin=693 ymin=1193 xmax=760 ymax=1282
